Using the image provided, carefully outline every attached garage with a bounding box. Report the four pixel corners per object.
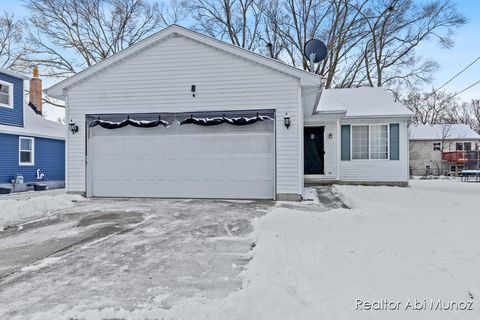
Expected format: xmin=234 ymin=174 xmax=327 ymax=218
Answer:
xmin=46 ymin=25 xmax=324 ymax=200
xmin=87 ymin=111 xmax=275 ymax=199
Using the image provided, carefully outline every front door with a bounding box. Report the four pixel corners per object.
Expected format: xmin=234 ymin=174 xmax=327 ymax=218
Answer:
xmin=304 ymin=127 xmax=325 ymax=174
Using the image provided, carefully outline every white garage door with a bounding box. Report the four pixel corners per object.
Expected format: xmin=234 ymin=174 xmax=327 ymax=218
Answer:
xmin=87 ymin=112 xmax=275 ymax=199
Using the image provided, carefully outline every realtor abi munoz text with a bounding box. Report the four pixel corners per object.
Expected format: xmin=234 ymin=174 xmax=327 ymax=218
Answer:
xmin=356 ymin=299 xmax=474 ymax=311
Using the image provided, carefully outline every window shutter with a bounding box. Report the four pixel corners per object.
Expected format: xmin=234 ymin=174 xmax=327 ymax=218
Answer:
xmin=390 ymin=123 xmax=400 ymax=160
xmin=341 ymin=125 xmax=351 ymax=161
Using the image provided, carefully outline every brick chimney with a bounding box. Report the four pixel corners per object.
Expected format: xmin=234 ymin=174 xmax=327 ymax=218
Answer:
xmin=30 ymin=67 xmax=42 ymax=115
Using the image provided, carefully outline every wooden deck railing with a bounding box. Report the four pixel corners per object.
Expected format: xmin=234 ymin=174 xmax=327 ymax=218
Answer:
xmin=442 ymin=151 xmax=480 ymax=164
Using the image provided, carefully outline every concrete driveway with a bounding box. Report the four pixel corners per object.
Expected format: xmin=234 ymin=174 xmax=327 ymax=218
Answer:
xmin=0 ymin=197 xmax=273 ymax=318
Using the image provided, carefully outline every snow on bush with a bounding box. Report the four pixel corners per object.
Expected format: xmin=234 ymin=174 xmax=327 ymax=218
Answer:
xmin=0 ymin=193 xmax=85 ymax=229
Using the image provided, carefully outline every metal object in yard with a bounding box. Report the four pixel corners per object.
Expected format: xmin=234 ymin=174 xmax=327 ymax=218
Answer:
xmin=0 ymin=186 xmax=12 ymax=194
xmin=34 ymin=184 xmax=48 ymax=191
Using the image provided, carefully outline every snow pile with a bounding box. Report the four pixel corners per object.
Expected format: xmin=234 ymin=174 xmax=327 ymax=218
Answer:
xmin=0 ymin=193 xmax=85 ymax=229
xmin=301 ymin=187 xmax=319 ymax=204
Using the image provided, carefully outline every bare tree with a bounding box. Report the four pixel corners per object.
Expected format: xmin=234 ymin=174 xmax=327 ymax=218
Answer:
xmin=264 ymin=0 xmax=333 ymax=69
xmin=264 ymin=0 xmax=465 ymax=89
xmin=357 ymin=0 xmax=465 ymax=88
xmin=20 ymin=0 xmax=466 ymax=90
xmin=446 ymin=99 xmax=480 ymax=134
xmin=258 ymin=0 xmax=287 ymax=59
xmin=159 ymin=0 xmax=189 ymax=25
xmin=24 ymin=0 xmax=170 ymax=77
xmin=0 ymin=12 xmax=29 ymax=71
xmin=403 ymin=87 xmax=457 ymax=124
xmin=190 ymin=0 xmax=264 ymax=50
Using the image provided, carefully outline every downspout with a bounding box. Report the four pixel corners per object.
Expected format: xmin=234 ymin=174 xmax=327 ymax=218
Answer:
xmin=311 ymin=78 xmax=326 ymax=115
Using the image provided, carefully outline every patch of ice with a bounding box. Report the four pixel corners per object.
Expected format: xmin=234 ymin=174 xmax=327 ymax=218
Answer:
xmin=21 ymin=257 xmax=63 ymax=272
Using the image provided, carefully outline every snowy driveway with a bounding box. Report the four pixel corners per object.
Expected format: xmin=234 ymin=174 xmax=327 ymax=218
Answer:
xmin=0 ymin=197 xmax=273 ymax=319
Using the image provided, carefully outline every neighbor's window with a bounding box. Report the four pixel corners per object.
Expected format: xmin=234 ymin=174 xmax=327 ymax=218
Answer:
xmin=19 ymin=137 xmax=34 ymax=165
xmin=456 ymin=142 xmax=472 ymax=151
xmin=0 ymin=81 xmax=13 ymax=108
xmin=352 ymin=125 xmax=369 ymax=159
xmin=352 ymin=125 xmax=389 ymax=160
xmin=433 ymin=142 xmax=441 ymax=151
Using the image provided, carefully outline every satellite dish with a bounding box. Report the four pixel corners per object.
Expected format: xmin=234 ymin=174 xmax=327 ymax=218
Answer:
xmin=304 ymin=39 xmax=327 ymax=69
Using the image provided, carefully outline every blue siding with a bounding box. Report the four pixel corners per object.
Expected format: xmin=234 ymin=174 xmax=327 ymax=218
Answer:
xmin=0 ymin=133 xmax=65 ymax=183
xmin=0 ymin=72 xmax=24 ymax=127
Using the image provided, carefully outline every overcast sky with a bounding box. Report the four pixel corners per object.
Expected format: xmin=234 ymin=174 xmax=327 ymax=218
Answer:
xmin=3 ymin=0 xmax=479 ymax=104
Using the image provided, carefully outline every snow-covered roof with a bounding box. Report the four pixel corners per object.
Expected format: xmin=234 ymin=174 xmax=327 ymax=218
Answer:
xmin=316 ymin=87 xmax=412 ymax=118
xmin=410 ymin=124 xmax=480 ymax=141
xmin=0 ymin=68 xmax=30 ymax=80
xmin=0 ymin=104 xmax=65 ymax=140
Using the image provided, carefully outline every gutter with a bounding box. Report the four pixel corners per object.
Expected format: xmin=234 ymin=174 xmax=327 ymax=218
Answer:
xmin=343 ymin=114 xmax=413 ymax=120
xmin=0 ymin=128 xmax=65 ymax=141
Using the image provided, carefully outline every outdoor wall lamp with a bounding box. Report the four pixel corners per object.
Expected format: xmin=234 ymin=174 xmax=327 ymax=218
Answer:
xmin=328 ymin=133 xmax=333 ymax=139
xmin=284 ymin=113 xmax=291 ymax=129
xmin=69 ymin=120 xmax=79 ymax=134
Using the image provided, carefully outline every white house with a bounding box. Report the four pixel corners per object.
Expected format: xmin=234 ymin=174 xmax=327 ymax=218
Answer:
xmin=46 ymin=25 xmax=412 ymax=200
xmin=410 ymin=124 xmax=480 ymax=176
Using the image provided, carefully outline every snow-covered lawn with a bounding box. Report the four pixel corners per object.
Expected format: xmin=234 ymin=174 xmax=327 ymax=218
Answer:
xmin=0 ymin=191 xmax=85 ymax=231
xmin=150 ymin=179 xmax=479 ymax=320
xmin=1 ymin=180 xmax=479 ymax=320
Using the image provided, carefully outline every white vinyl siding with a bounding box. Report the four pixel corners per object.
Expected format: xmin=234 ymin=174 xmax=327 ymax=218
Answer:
xmin=19 ymin=136 xmax=35 ymax=165
xmin=340 ymin=118 xmax=409 ymax=182
xmin=65 ymin=35 xmax=302 ymax=197
xmin=0 ymin=80 xmax=13 ymax=108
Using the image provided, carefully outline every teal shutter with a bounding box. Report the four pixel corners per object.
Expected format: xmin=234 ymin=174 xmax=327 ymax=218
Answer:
xmin=390 ymin=123 xmax=400 ymax=160
xmin=341 ymin=125 xmax=350 ymax=161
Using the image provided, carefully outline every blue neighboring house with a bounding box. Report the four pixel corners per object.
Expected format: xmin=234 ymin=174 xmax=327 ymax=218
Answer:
xmin=0 ymin=68 xmax=65 ymax=192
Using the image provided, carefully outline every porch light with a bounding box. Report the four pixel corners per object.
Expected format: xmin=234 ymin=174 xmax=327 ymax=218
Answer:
xmin=284 ymin=113 xmax=291 ymax=129
xmin=328 ymin=133 xmax=333 ymax=139
xmin=69 ymin=120 xmax=79 ymax=134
